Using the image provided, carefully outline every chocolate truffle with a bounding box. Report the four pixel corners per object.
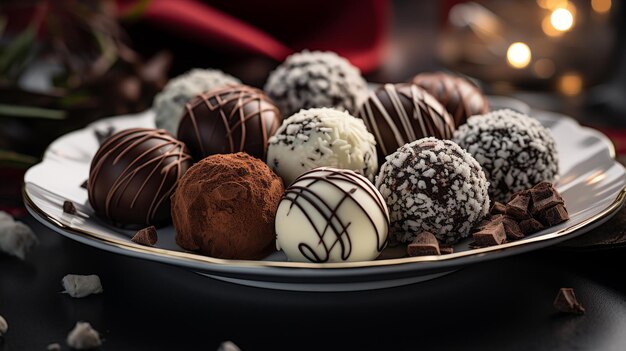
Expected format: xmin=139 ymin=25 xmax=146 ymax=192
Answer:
xmin=375 ymin=137 xmax=490 ymax=244
xmin=267 ymin=108 xmax=378 ymax=186
xmin=453 ymin=109 xmax=559 ymax=202
xmin=275 ymin=167 xmax=389 ymax=263
xmin=177 ymin=85 xmax=281 ymax=161
xmin=356 ymin=83 xmax=455 ymax=163
xmin=264 ymin=50 xmax=368 ymax=116
xmin=88 ymin=128 xmax=192 ymax=228
xmin=171 ymin=153 xmax=284 ymax=259
xmin=411 ymin=71 xmax=489 ymax=126
xmin=153 ymin=68 xmax=241 ymax=134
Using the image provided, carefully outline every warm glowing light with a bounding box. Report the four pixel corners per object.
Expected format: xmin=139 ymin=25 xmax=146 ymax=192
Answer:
xmin=533 ymin=59 xmax=556 ymax=79
xmin=537 ymin=0 xmax=568 ymax=9
xmin=592 ymin=0 xmax=611 ymax=13
xmin=542 ymin=16 xmax=563 ymax=37
xmin=507 ymin=42 xmax=531 ymax=69
xmin=550 ymin=8 xmax=574 ymax=31
xmin=558 ymin=72 xmax=583 ymax=96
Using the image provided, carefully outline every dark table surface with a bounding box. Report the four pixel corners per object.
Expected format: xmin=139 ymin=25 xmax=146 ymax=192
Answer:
xmin=2 ymin=212 xmax=626 ymax=351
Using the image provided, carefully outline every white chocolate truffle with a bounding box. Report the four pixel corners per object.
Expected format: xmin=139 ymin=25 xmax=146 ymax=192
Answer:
xmin=276 ymin=167 xmax=389 ymax=263
xmin=453 ymin=109 xmax=559 ymax=202
xmin=153 ymin=68 xmax=241 ymax=134
xmin=375 ymin=138 xmax=490 ymax=244
xmin=267 ymin=108 xmax=378 ymax=185
xmin=0 ymin=213 xmax=38 ymax=260
xmin=66 ymin=322 xmax=102 ymax=350
xmin=264 ymin=50 xmax=368 ymax=116
xmin=62 ymin=274 xmax=103 ymax=298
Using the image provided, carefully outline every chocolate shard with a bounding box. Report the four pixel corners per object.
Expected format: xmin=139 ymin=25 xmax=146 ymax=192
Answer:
xmin=538 ymin=204 xmax=569 ymax=227
xmin=530 ymin=183 xmax=564 ymax=214
xmin=131 ymin=226 xmax=158 ymax=246
xmin=472 ymin=223 xmax=507 ymax=247
xmin=439 ymin=245 xmax=454 ymax=255
xmin=508 ymin=189 xmax=531 ymax=203
xmin=63 ymin=200 xmax=77 ymax=215
xmin=80 ymin=180 xmax=88 ymax=189
xmin=473 ymin=218 xmax=492 ymax=231
xmin=506 ymin=193 xmax=531 ymax=220
xmin=407 ymin=231 xmax=441 ymax=256
xmin=553 ymin=288 xmax=585 ymax=314
xmin=519 ymin=218 xmax=545 ymax=235
xmin=490 ymin=202 xmax=507 ymax=215
xmin=502 ymin=217 xmax=524 ymax=240
xmin=94 ymin=126 xmax=115 ymax=145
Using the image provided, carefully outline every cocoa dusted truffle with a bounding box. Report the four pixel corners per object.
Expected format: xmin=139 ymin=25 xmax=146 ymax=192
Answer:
xmin=411 ymin=71 xmax=489 ymax=126
xmin=171 ymin=153 xmax=284 ymax=259
xmin=375 ymin=138 xmax=490 ymax=244
xmin=453 ymin=109 xmax=559 ymax=202
xmin=177 ymin=85 xmax=281 ymax=161
xmin=88 ymin=128 xmax=192 ymax=228
xmin=264 ymin=50 xmax=368 ymax=116
xmin=356 ymin=83 xmax=455 ymax=163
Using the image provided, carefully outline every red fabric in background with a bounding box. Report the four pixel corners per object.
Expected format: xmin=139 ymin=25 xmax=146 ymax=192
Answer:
xmin=115 ymin=0 xmax=390 ymax=73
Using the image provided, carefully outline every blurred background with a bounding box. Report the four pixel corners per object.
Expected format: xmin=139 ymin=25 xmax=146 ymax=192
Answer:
xmin=0 ymin=0 xmax=624 ymax=213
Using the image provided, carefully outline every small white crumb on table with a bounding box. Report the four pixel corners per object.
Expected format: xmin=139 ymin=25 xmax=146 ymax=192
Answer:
xmin=66 ymin=322 xmax=102 ymax=350
xmin=62 ymin=274 xmax=103 ymax=298
xmin=0 ymin=211 xmax=38 ymax=259
xmin=218 ymin=341 xmax=242 ymax=351
xmin=46 ymin=342 xmax=61 ymax=350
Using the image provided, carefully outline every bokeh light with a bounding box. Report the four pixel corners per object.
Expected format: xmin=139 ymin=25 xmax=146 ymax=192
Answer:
xmin=507 ymin=42 xmax=532 ymax=69
xmin=542 ymin=16 xmax=563 ymax=37
xmin=591 ymin=0 xmax=612 ymax=13
xmin=557 ymin=72 xmax=583 ymax=96
xmin=550 ymin=8 xmax=574 ymax=32
xmin=533 ymin=58 xmax=556 ymax=79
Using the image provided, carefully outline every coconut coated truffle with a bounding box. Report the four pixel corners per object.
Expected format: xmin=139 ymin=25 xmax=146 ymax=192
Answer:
xmin=267 ymin=108 xmax=378 ymax=186
xmin=375 ymin=138 xmax=490 ymax=244
xmin=453 ymin=109 xmax=559 ymax=202
xmin=171 ymin=153 xmax=284 ymax=259
xmin=264 ymin=50 xmax=368 ymax=116
xmin=153 ymin=68 xmax=241 ymax=134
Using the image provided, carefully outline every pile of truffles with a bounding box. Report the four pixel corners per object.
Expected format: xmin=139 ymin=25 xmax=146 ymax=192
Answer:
xmin=81 ymin=49 xmax=566 ymax=264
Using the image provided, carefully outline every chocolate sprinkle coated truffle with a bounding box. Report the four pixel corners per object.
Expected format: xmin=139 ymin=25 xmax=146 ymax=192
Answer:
xmin=267 ymin=108 xmax=378 ymax=185
xmin=88 ymin=128 xmax=192 ymax=228
xmin=454 ymin=109 xmax=559 ymax=202
xmin=153 ymin=68 xmax=241 ymax=134
xmin=375 ymin=138 xmax=490 ymax=244
xmin=411 ymin=71 xmax=489 ymax=126
xmin=264 ymin=50 xmax=368 ymax=116
xmin=177 ymin=85 xmax=281 ymax=160
xmin=356 ymin=83 xmax=455 ymax=163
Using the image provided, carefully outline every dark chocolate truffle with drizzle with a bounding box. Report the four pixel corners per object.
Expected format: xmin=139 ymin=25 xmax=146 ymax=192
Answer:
xmin=88 ymin=128 xmax=192 ymax=228
xmin=375 ymin=137 xmax=490 ymax=244
xmin=177 ymin=85 xmax=281 ymax=161
xmin=411 ymin=71 xmax=489 ymax=126
xmin=356 ymin=83 xmax=455 ymax=163
xmin=275 ymin=167 xmax=389 ymax=263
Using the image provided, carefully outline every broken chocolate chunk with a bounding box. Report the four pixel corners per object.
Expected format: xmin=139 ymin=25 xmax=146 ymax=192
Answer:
xmin=553 ymin=288 xmax=585 ymax=314
xmin=473 ymin=218 xmax=492 ymax=231
xmin=94 ymin=126 xmax=115 ymax=145
xmin=407 ymin=231 xmax=440 ymax=256
xmin=80 ymin=180 xmax=88 ymax=189
xmin=490 ymin=202 xmax=507 ymax=215
xmin=472 ymin=223 xmax=507 ymax=247
xmin=439 ymin=246 xmax=454 ymax=255
xmin=506 ymin=193 xmax=531 ymax=220
xmin=538 ymin=204 xmax=569 ymax=226
xmin=519 ymin=218 xmax=545 ymax=235
xmin=131 ymin=226 xmax=158 ymax=246
xmin=530 ymin=183 xmax=564 ymax=214
xmin=63 ymin=200 xmax=77 ymax=215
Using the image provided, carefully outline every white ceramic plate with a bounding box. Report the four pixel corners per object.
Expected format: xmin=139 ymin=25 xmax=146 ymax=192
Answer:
xmin=23 ymin=97 xmax=626 ymax=291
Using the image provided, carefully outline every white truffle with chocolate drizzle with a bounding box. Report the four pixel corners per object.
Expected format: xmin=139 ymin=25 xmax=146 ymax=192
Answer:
xmin=453 ymin=109 xmax=559 ymax=202
xmin=276 ymin=167 xmax=389 ymax=263
xmin=356 ymin=83 xmax=456 ymax=163
xmin=375 ymin=138 xmax=490 ymax=244
xmin=267 ymin=108 xmax=378 ymax=185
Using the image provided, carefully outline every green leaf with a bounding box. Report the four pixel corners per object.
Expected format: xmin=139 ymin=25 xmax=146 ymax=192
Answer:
xmin=0 ymin=27 xmax=37 ymax=80
xmin=0 ymin=103 xmax=66 ymax=120
xmin=0 ymin=149 xmax=39 ymax=168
